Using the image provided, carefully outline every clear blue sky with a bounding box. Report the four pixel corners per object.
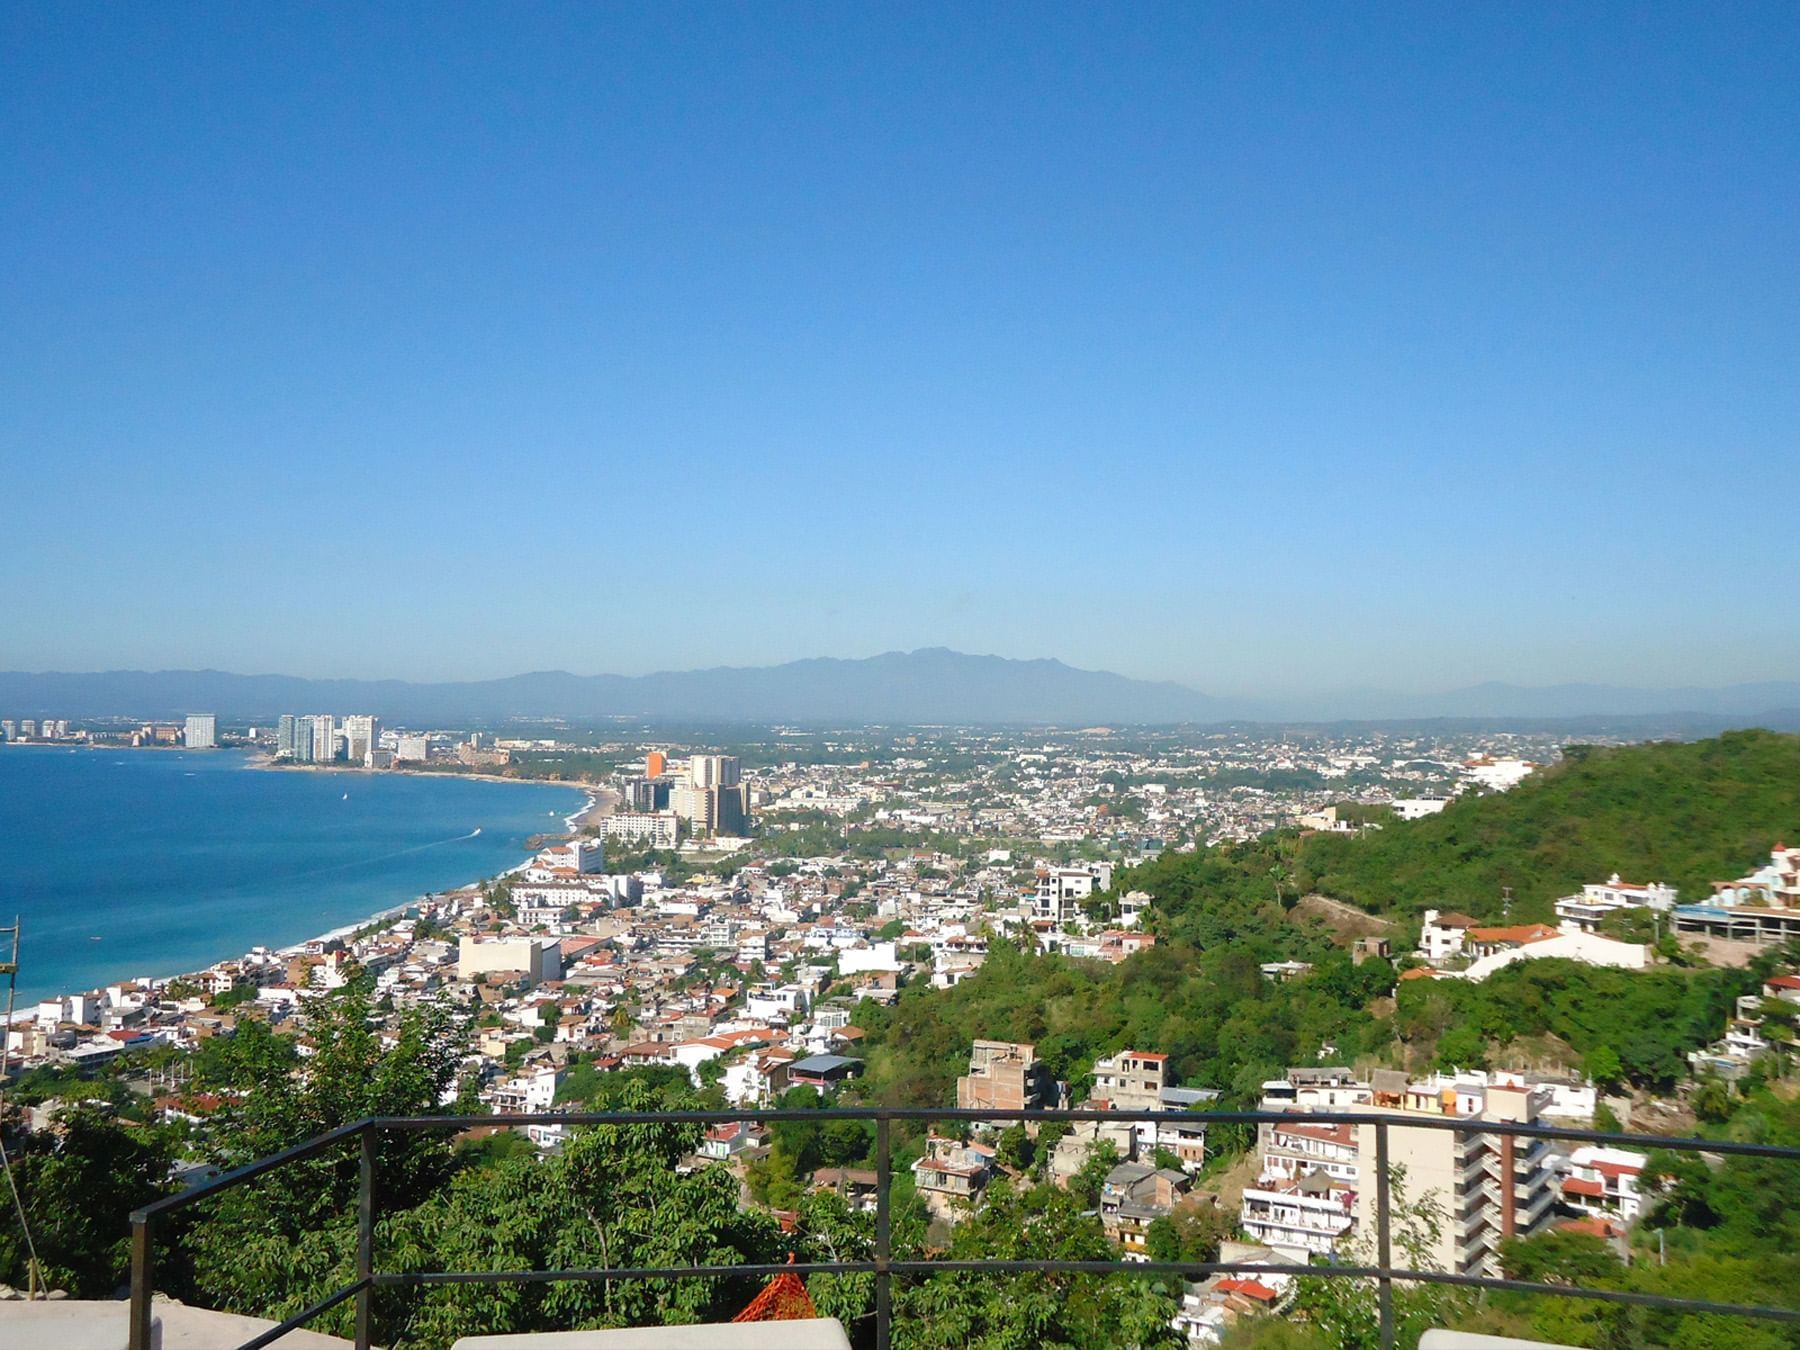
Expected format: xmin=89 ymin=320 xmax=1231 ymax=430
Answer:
xmin=3 ymin=3 xmax=1795 ymax=696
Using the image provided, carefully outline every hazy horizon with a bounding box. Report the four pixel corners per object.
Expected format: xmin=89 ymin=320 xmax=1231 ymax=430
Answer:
xmin=5 ymin=646 xmax=1800 ymax=708
xmin=5 ymin=5 xmax=1796 ymax=691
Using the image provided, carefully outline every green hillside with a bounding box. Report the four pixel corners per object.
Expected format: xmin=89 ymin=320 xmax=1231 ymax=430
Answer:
xmin=1297 ymin=728 xmax=1800 ymax=921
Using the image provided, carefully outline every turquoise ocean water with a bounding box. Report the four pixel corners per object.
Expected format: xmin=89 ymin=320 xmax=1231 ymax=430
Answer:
xmin=0 ymin=746 xmax=584 ymax=1004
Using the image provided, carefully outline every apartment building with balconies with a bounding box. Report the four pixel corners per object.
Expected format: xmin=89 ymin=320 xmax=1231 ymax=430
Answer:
xmin=1241 ymin=1170 xmax=1357 ymax=1255
xmin=1350 ymin=1070 xmax=1559 ymax=1277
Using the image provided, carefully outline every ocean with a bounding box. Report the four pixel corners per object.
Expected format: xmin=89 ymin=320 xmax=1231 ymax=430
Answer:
xmin=0 ymin=746 xmax=585 ymax=1004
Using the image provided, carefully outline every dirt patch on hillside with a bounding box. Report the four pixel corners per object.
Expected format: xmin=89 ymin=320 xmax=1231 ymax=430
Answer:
xmin=1208 ymin=1148 xmax=1262 ymax=1211
xmin=1294 ymin=893 xmax=1398 ymax=946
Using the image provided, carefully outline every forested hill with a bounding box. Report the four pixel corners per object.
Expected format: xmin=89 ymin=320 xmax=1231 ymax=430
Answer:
xmin=1293 ymin=728 xmax=1800 ymax=922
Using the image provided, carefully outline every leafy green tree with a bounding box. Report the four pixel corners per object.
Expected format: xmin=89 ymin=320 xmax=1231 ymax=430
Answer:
xmin=183 ymin=982 xmax=463 ymax=1324
xmin=1691 ymin=1075 xmax=1734 ymax=1124
xmin=1144 ymin=1215 xmax=1183 ymax=1264
xmin=381 ymin=1080 xmax=786 ymax=1345
xmin=0 ymin=1106 xmax=175 ymax=1297
xmin=1294 ymin=1166 xmax=1472 ymax=1350
xmin=1497 ymin=1229 xmax=1623 ymax=1287
xmin=994 ymin=1124 xmax=1035 ymax=1174
xmin=895 ymin=1177 xmax=1182 ymax=1348
xmin=1583 ymin=1045 xmax=1624 ymax=1094
xmin=1433 ymin=1024 xmax=1486 ymax=1071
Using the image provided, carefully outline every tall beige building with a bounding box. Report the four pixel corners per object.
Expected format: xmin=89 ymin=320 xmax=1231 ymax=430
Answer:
xmin=1350 ymin=1071 xmax=1558 ymax=1276
xmin=1245 ymin=1067 xmax=1560 ymax=1272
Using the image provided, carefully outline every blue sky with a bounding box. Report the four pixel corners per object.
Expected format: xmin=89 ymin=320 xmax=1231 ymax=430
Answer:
xmin=3 ymin=3 xmax=1795 ymax=696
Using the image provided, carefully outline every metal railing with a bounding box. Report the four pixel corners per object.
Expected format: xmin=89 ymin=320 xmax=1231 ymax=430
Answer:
xmin=128 ymin=1107 xmax=1800 ymax=1350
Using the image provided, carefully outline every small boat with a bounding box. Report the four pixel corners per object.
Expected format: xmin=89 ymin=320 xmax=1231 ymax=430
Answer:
xmin=89 ymin=935 xmax=102 ymax=941
xmin=471 ymin=827 xmax=482 ymax=836
xmin=342 ymin=792 xmax=349 ymax=800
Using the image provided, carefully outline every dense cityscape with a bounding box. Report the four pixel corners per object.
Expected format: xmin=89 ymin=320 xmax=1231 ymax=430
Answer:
xmin=3 ymin=714 xmax=1798 ymax=1346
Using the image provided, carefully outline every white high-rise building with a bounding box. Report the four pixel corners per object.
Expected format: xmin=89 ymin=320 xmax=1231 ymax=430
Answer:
xmin=184 ymin=714 xmax=217 ymax=749
xmin=688 ymin=755 xmax=741 ymax=790
xmin=342 ymin=715 xmax=380 ymax=765
xmin=311 ymin=714 xmax=337 ymax=763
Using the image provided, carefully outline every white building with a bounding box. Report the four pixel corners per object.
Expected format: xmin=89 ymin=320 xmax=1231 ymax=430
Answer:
xmin=183 ymin=714 xmax=217 ymax=749
xmin=1033 ymin=862 xmax=1115 ymax=928
xmin=342 ymin=715 xmax=380 ymax=764
xmin=688 ymin=754 xmax=741 ymax=789
xmin=606 ymin=812 xmax=681 ymax=848
xmin=838 ymin=942 xmax=902 ymax=975
xmin=458 ymin=936 xmax=563 ymax=986
xmin=310 ymin=714 xmax=337 ymax=763
xmin=1455 ymin=928 xmax=1650 ymax=982
xmin=1553 ymin=873 xmax=1679 ymax=932
xmin=396 ymin=733 xmax=431 ymax=763
xmin=1560 ymin=1146 xmax=1648 ymax=1223
xmin=1392 ymin=798 xmax=1450 ymax=820
xmin=1463 ymin=757 xmax=1536 ymax=791
xmin=1419 ymin=909 xmax=1480 ymax=962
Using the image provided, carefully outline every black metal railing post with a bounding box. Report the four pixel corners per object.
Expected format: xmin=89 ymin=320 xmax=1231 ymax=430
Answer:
xmin=129 ymin=1211 xmax=154 ymax=1350
xmin=1375 ymin=1118 xmax=1394 ymax=1350
xmin=357 ymin=1123 xmax=377 ymax=1350
xmin=875 ymin=1111 xmax=892 ymax=1350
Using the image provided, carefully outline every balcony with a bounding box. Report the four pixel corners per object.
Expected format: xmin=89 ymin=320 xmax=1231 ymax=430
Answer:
xmin=120 ymin=1106 xmax=1800 ymax=1350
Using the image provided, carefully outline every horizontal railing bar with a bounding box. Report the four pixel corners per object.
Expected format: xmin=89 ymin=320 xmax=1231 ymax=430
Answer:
xmin=231 ymin=1277 xmax=369 ymax=1350
xmin=134 ymin=1119 xmax=371 ymax=1222
xmin=374 ymin=1108 xmax=1800 ymax=1160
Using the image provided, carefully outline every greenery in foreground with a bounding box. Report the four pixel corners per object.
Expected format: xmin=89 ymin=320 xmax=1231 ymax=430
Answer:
xmin=0 ymin=983 xmax=1188 ymax=1347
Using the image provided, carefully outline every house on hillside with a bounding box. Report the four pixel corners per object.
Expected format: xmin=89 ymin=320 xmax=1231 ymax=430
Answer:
xmin=1418 ymin=910 xmax=1481 ymax=962
xmin=913 ymin=1134 xmax=996 ymax=1222
xmin=1099 ymin=1161 xmax=1195 ymax=1260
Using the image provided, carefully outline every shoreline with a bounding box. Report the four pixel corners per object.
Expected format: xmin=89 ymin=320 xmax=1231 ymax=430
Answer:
xmin=7 ymin=754 xmax=596 ymax=1017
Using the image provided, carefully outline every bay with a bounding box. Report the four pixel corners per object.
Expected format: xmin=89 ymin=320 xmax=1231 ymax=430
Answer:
xmin=0 ymin=746 xmax=585 ymax=1004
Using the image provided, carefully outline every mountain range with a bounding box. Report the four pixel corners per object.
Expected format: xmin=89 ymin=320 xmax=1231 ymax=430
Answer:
xmin=1 ymin=649 xmax=1797 ymax=727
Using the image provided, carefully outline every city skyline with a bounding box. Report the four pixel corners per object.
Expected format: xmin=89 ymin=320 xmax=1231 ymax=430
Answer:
xmin=4 ymin=5 xmax=1797 ymax=691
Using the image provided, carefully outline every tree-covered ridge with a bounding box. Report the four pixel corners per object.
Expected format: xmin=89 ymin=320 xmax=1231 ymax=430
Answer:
xmin=851 ymin=935 xmax=1396 ymax=1111
xmin=1294 ymin=729 xmax=1800 ymax=921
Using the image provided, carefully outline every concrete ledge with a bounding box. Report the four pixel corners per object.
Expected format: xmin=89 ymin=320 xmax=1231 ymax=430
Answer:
xmin=0 ymin=1299 xmax=359 ymax=1349
xmin=1420 ymin=1331 xmax=1579 ymax=1349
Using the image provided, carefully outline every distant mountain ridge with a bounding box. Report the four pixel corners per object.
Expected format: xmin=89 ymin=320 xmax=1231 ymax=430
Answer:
xmin=0 ymin=650 xmax=1796 ymax=726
